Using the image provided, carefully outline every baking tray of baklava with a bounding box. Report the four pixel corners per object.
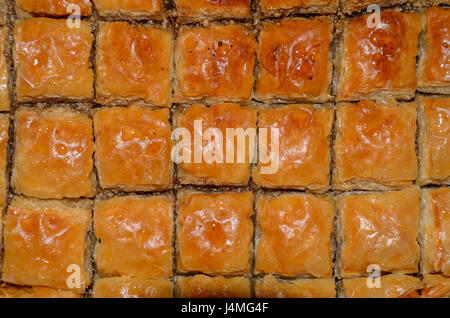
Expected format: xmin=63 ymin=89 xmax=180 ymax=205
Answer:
xmin=0 ymin=0 xmax=448 ymax=299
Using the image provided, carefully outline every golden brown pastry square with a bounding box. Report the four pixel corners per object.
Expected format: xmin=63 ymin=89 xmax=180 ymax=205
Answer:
xmin=94 ymin=195 xmax=174 ymax=279
xmin=175 ymin=24 xmax=256 ymax=104
xmin=2 ymin=197 xmax=92 ymax=292
xmin=177 ymin=275 xmax=251 ymax=298
xmin=93 ymin=106 xmax=173 ymax=191
xmin=252 ymin=104 xmax=334 ymax=192
xmin=0 ymin=27 xmax=10 ymax=111
xmin=337 ymin=187 xmax=421 ymax=278
xmin=174 ymin=103 xmax=257 ymax=186
xmin=255 ymin=275 xmax=336 ymax=298
xmin=0 ymin=285 xmax=82 ymax=298
xmin=333 ymin=100 xmax=418 ymax=190
xmin=93 ymin=277 xmax=173 ymax=298
xmin=16 ymin=0 xmax=92 ymax=16
xmin=256 ymin=17 xmax=333 ymax=103
xmin=95 ymin=22 xmax=173 ymax=107
xmin=421 ymin=274 xmax=450 ymax=298
xmin=418 ymin=7 xmax=450 ymax=94
xmin=93 ymin=0 xmax=163 ymax=19
xmin=176 ymin=0 xmax=251 ymax=22
xmin=13 ymin=107 xmax=95 ymax=199
xmin=336 ymin=11 xmax=421 ymax=101
xmin=177 ymin=191 xmax=253 ymax=275
xmin=418 ymin=97 xmax=450 ymax=185
xmin=14 ymin=18 xmax=93 ymax=102
xmin=0 ymin=114 xmax=8 ymax=207
xmin=340 ymin=0 xmax=413 ymax=15
xmin=343 ymin=274 xmax=423 ymax=298
xmin=260 ymin=0 xmax=339 ymax=15
xmin=255 ymin=193 xmax=335 ymax=278
xmin=421 ymin=188 xmax=450 ymax=276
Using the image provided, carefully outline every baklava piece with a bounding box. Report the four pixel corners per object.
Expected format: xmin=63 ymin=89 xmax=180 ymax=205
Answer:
xmin=177 ymin=275 xmax=251 ymax=298
xmin=13 ymin=108 xmax=95 ymax=199
xmin=252 ymin=104 xmax=334 ymax=192
xmin=255 ymin=193 xmax=335 ymax=278
xmin=177 ymin=191 xmax=253 ymax=275
xmin=337 ymin=187 xmax=421 ymax=278
xmin=95 ymin=22 xmax=173 ymax=107
xmin=256 ymin=17 xmax=333 ymax=103
xmin=336 ymin=11 xmax=421 ymax=101
xmin=2 ymin=197 xmax=92 ymax=292
xmin=93 ymin=0 xmax=163 ymax=19
xmin=175 ymin=24 xmax=256 ymax=104
xmin=0 ymin=114 xmax=8 ymax=207
xmin=16 ymin=0 xmax=92 ymax=17
xmin=175 ymin=103 xmax=257 ymax=186
xmin=94 ymin=195 xmax=174 ymax=279
xmin=333 ymin=100 xmax=418 ymax=190
xmin=0 ymin=284 xmax=82 ymax=298
xmin=14 ymin=18 xmax=93 ymax=102
xmin=343 ymin=274 xmax=424 ymax=298
xmin=93 ymin=277 xmax=173 ymax=298
xmin=341 ymin=1 xmax=413 ymax=15
xmin=176 ymin=0 xmax=251 ymax=22
xmin=260 ymin=0 xmax=338 ymax=15
xmin=0 ymin=27 xmax=10 ymax=110
xmin=421 ymin=188 xmax=450 ymax=276
xmin=418 ymin=7 xmax=450 ymax=94
xmin=255 ymin=275 xmax=336 ymax=298
xmin=418 ymin=97 xmax=450 ymax=185
xmin=93 ymin=106 xmax=173 ymax=191
xmin=421 ymin=274 xmax=450 ymax=298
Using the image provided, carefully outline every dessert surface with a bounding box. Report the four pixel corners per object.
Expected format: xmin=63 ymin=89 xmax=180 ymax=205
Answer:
xmin=0 ymin=0 xmax=448 ymax=299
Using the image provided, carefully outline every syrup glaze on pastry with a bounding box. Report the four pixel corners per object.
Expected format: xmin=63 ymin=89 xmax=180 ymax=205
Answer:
xmin=253 ymin=104 xmax=334 ymax=191
xmin=256 ymin=194 xmax=335 ymax=278
xmin=419 ymin=7 xmax=450 ymax=90
xmin=14 ymin=18 xmax=93 ymax=101
xmin=93 ymin=277 xmax=173 ymax=298
xmin=17 ymin=0 xmax=92 ymax=16
xmin=176 ymin=24 xmax=256 ymax=102
xmin=255 ymin=275 xmax=336 ymax=298
xmin=256 ymin=17 xmax=333 ymax=102
xmin=2 ymin=197 xmax=91 ymax=292
xmin=177 ymin=192 xmax=253 ymax=275
xmin=337 ymin=11 xmax=421 ymax=101
xmin=338 ymin=187 xmax=421 ymax=277
xmin=13 ymin=108 xmax=95 ymax=199
xmin=96 ymin=22 xmax=172 ymax=107
xmin=177 ymin=275 xmax=251 ymax=298
xmin=334 ymin=100 xmax=418 ymax=189
xmin=94 ymin=196 xmax=174 ymax=279
xmin=176 ymin=103 xmax=257 ymax=186
xmin=93 ymin=106 xmax=172 ymax=191
xmin=420 ymin=97 xmax=450 ymax=182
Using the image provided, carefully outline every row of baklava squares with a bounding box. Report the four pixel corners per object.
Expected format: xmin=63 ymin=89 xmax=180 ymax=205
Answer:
xmin=0 ymin=97 xmax=447 ymax=201
xmin=0 ymin=185 xmax=448 ymax=298
xmin=6 ymin=0 xmax=449 ymax=20
xmin=0 ymin=7 xmax=448 ymax=111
